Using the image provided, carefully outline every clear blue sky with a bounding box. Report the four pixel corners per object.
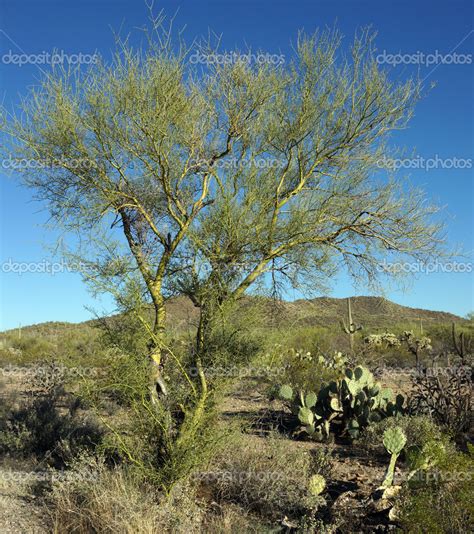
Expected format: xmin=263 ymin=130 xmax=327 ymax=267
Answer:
xmin=0 ymin=0 xmax=473 ymax=330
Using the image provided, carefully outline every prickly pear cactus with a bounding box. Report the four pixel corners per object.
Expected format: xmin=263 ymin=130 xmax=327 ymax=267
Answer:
xmin=274 ymin=363 xmax=405 ymax=441
xmin=383 ymin=427 xmax=407 ymax=455
xmin=308 ymin=474 xmax=326 ymax=496
xmin=278 ymin=384 xmax=294 ymax=401
xmin=298 ymin=406 xmax=314 ymax=426
xmin=305 ymin=391 xmax=317 ymax=409
xmin=382 ymin=426 xmax=407 ymax=487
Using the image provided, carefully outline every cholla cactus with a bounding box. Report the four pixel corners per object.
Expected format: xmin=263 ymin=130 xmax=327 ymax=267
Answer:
xmin=365 ymin=330 xmax=431 ymax=367
xmin=364 ymin=332 xmax=401 ymax=348
xmin=402 ymin=331 xmax=432 ymax=368
xmin=308 ymin=474 xmax=326 ymax=496
xmin=381 ymin=332 xmax=402 ymax=347
xmin=365 ymin=334 xmax=384 ymax=347
xmin=382 ymin=427 xmax=407 ymax=487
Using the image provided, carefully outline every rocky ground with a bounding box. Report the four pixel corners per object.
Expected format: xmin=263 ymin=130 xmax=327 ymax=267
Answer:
xmin=0 ymin=460 xmax=50 ymax=534
xmin=0 ymin=369 xmax=412 ymax=533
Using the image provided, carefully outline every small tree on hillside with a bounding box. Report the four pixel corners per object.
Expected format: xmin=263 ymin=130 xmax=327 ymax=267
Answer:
xmin=2 ymin=19 xmax=444 ymax=438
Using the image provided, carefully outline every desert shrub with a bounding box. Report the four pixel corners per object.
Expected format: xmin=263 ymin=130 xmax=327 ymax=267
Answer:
xmin=428 ymin=322 xmax=474 ymax=357
xmin=198 ymin=325 xmax=264 ymax=373
xmin=0 ymin=385 xmax=102 ymax=466
xmin=396 ymin=446 xmax=474 ymax=533
xmin=97 ymin=312 xmax=150 ymax=361
xmin=360 ymin=415 xmax=453 ymax=456
xmin=48 ymin=455 xmax=206 ymax=533
xmin=271 ymin=347 xmax=345 ymax=394
xmin=274 ymin=325 xmax=343 ymax=356
xmin=91 ymin=348 xmax=151 ymax=407
xmin=87 ymin=347 xmax=233 ymax=491
xmin=187 ymin=298 xmax=269 ymax=378
xmin=200 ymin=434 xmax=332 ymax=521
xmin=0 ymin=325 xmax=103 ymax=367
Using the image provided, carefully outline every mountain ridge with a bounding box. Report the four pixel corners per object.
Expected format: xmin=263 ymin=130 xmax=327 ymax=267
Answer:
xmin=0 ymin=296 xmax=465 ymax=337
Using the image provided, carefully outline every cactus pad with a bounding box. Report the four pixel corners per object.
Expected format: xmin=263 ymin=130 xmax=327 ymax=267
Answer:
xmin=278 ymin=384 xmax=293 ymax=401
xmin=308 ymin=474 xmax=326 ymax=496
xmin=383 ymin=427 xmax=407 ymax=455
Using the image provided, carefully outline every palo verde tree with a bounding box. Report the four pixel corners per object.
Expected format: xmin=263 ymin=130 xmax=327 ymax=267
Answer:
xmin=2 ymin=19 xmax=444 ymax=455
xmin=175 ymin=30 xmax=444 ymax=354
xmin=1 ymin=18 xmax=237 ymax=405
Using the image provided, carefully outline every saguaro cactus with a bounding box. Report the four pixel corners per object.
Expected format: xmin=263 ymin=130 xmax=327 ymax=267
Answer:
xmin=452 ymin=322 xmax=471 ymax=362
xmin=341 ymin=298 xmax=362 ymax=351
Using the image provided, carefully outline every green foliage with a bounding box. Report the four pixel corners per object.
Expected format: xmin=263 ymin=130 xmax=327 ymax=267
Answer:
xmin=381 ymin=426 xmax=407 ymax=487
xmin=273 ymin=346 xmax=345 ymax=395
xmin=383 ymin=426 xmax=407 ymax=455
xmin=86 ymin=345 xmax=233 ymax=491
xmin=0 ymin=386 xmax=102 ymax=467
xmin=277 ymin=364 xmax=405 ymax=440
xmin=0 ymin=323 xmax=103 ymax=367
xmin=397 ymin=447 xmax=474 ymax=533
xmin=361 ymin=415 xmax=452 ymax=456
xmin=406 ymin=439 xmax=446 ymax=474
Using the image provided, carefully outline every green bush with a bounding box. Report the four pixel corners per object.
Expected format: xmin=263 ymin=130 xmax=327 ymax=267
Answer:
xmin=271 ymin=347 xmax=343 ymax=394
xmin=396 ymin=446 xmax=474 ymax=533
xmin=0 ymin=386 xmax=102 ymax=467
xmin=87 ymin=347 xmax=233 ymax=491
xmin=360 ymin=415 xmax=453 ymax=456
